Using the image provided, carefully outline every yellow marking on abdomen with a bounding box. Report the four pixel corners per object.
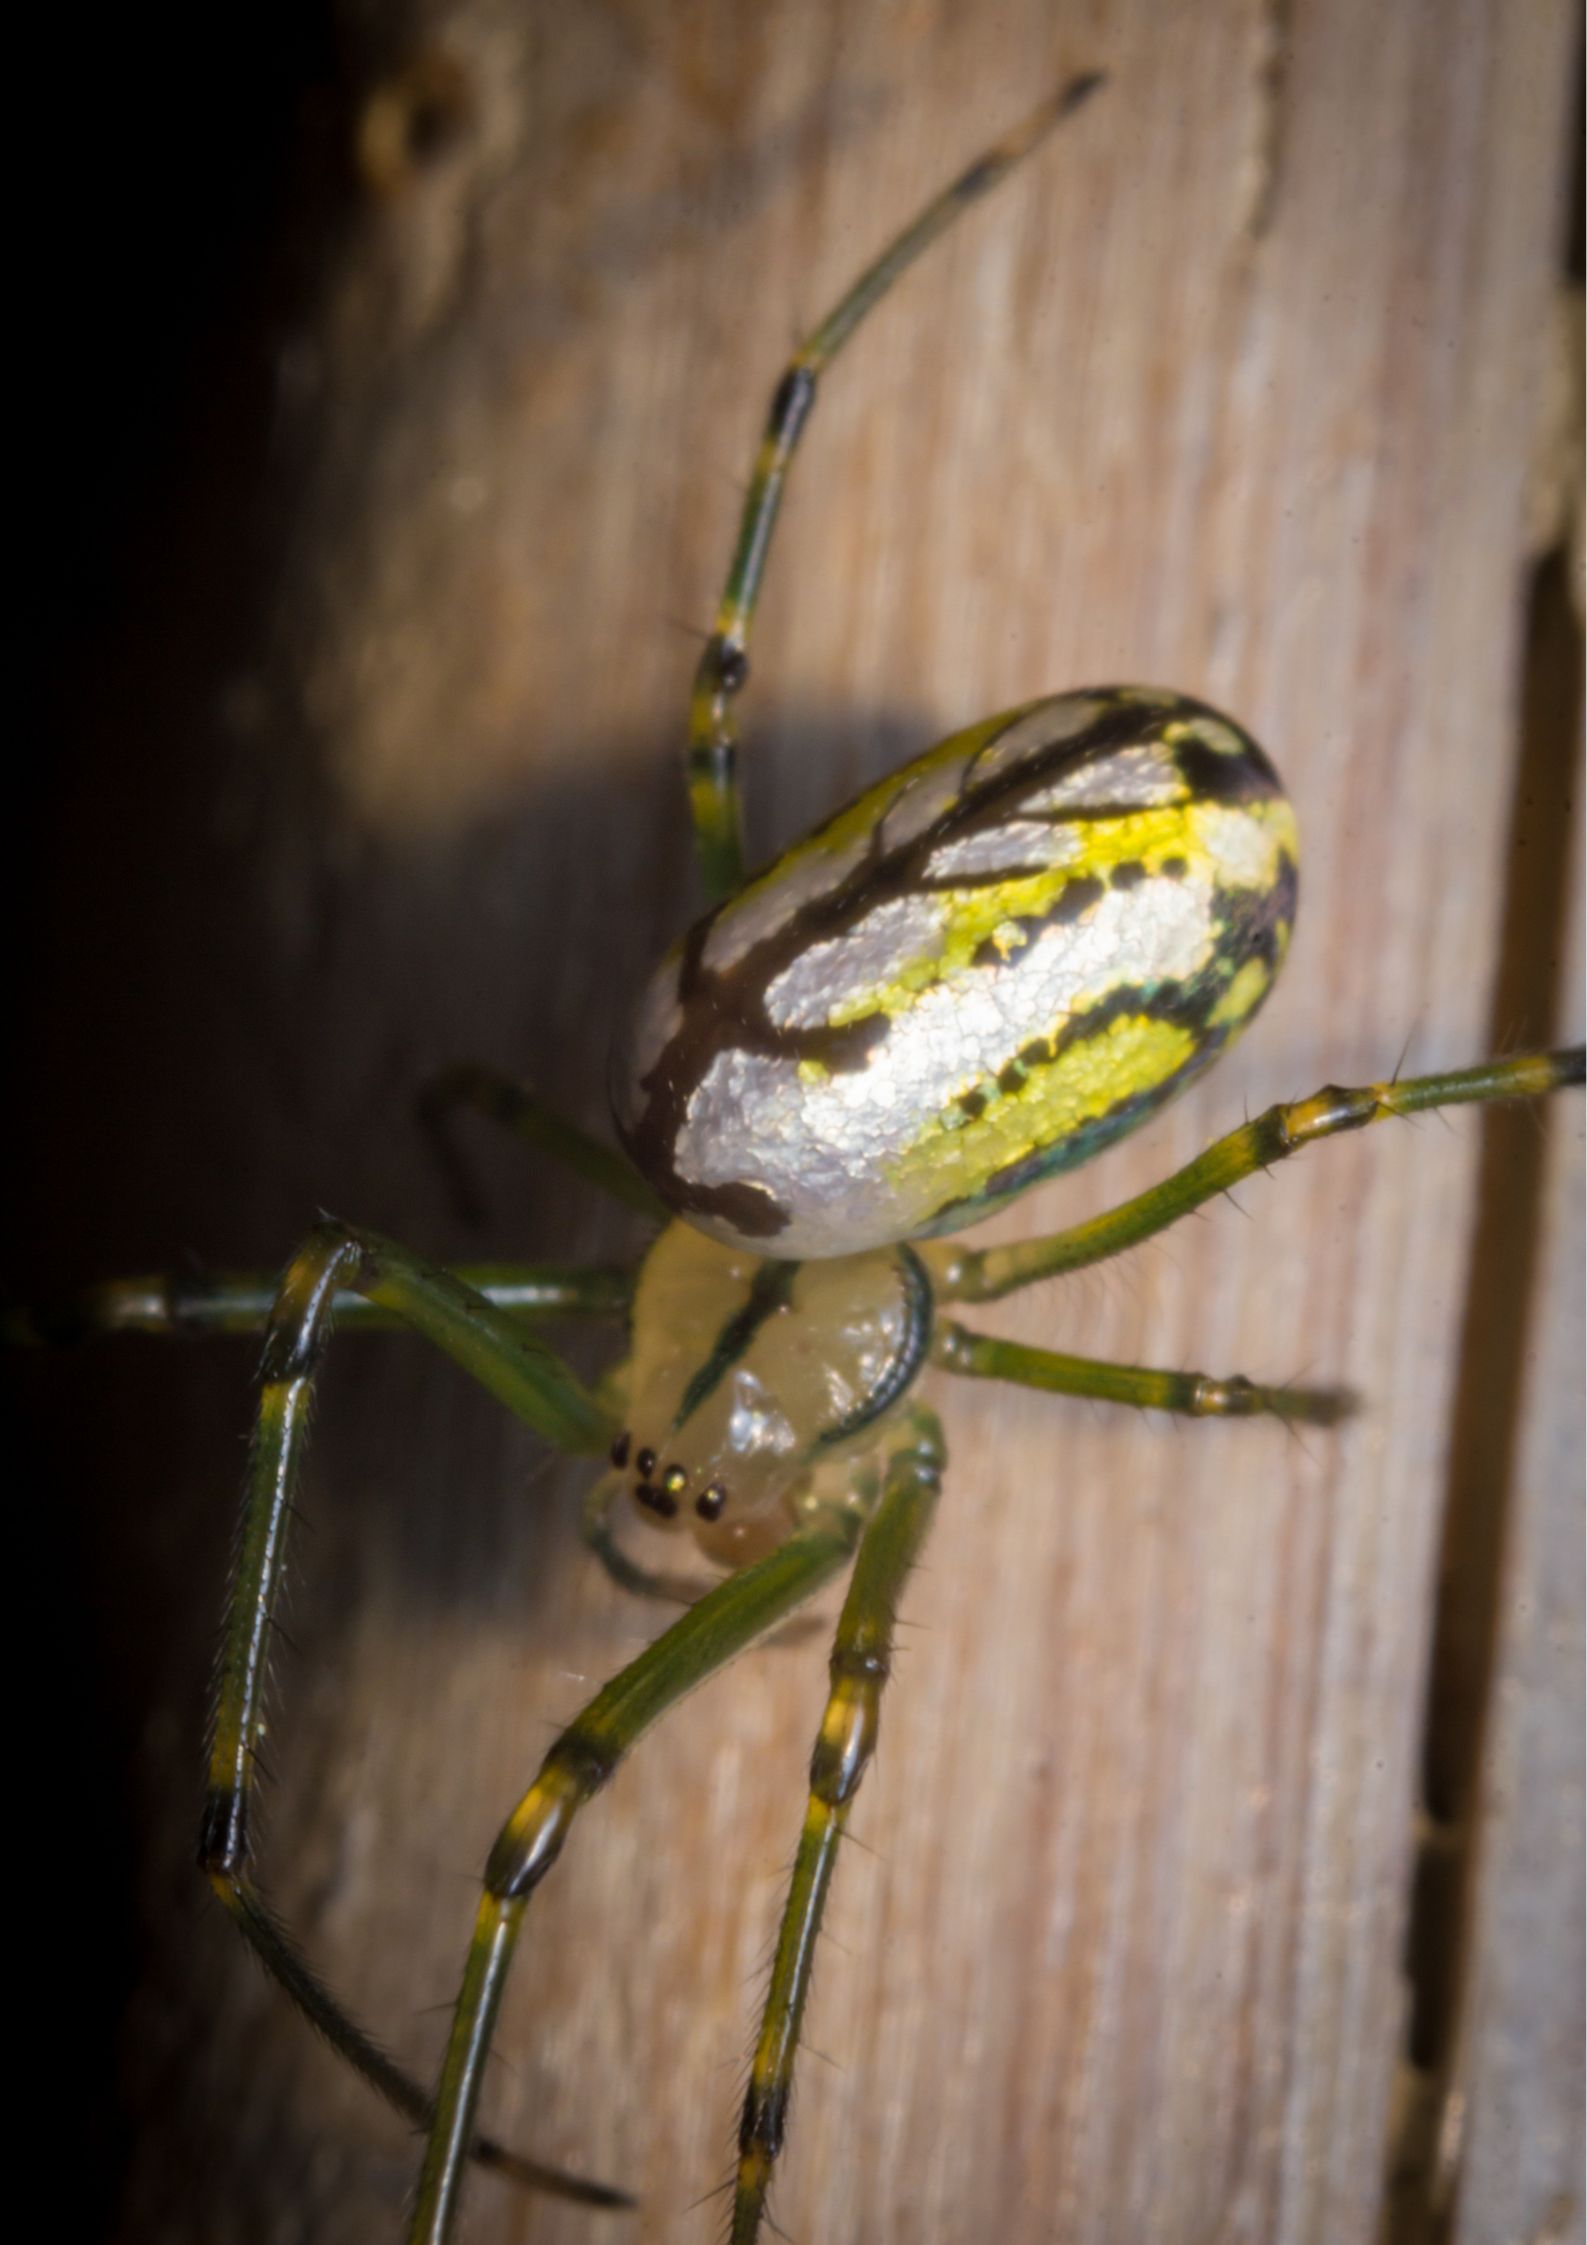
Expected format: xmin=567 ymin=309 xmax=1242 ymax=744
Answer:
xmin=891 ymin=1013 xmax=1198 ymax=1209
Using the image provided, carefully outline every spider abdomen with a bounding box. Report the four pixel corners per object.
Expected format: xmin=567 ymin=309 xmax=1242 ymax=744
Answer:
xmin=615 ymin=688 xmax=1298 ymax=1257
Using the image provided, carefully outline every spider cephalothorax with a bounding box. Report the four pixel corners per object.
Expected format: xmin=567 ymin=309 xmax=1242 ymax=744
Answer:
xmin=597 ymin=1222 xmax=934 ymax=1566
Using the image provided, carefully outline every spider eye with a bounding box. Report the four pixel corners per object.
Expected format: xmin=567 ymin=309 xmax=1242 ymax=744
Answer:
xmin=635 ymin=1444 xmax=658 ymax=1477
xmin=635 ymin=1479 xmax=678 ymax=1519
xmin=694 ymin=1483 xmax=727 ymax=1522
xmin=609 ymin=1430 xmax=631 ymax=1467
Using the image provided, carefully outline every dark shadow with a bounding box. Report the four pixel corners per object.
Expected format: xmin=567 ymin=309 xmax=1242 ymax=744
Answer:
xmin=11 ymin=6 xmax=931 ymax=2222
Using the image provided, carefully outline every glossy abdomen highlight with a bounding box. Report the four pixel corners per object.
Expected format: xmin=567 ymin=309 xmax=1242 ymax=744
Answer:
xmin=615 ymin=688 xmax=1297 ymax=1256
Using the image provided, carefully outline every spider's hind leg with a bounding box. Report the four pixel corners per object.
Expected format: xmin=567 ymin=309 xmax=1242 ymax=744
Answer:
xmin=417 ymin=1060 xmax=667 ymax=1222
xmin=932 ymin=1321 xmax=1356 ymax=1427
xmin=685 ymin=75 xmax=1105 ymax=901
xmin=933 ymin=1046 xmax=1586 ymax=1305
xmin=733 ymin=1406 xmax=945 ymax=2244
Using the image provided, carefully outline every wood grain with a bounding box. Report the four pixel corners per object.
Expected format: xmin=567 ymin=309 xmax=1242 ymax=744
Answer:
xmin=22 ymin=4 xmax=1580 ymax=2242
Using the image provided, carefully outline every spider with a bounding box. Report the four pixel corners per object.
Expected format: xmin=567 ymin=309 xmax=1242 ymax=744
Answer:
xmin=37 ymin=65 xmax=1583 ymax=2245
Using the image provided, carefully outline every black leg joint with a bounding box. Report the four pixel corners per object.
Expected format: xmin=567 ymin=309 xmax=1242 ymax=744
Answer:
xmin=484 ymin=1729 xmax=617 ymax=1901
xmin=198 ymin=1786 xmax=250 ymax=1876
xmin=739 ymin=2076 xmax=788 ymax=2161
xmin=768 ymin=363 xmax=817 ymax=444
xmin=703 ymin=634 xmax=750 ymax=697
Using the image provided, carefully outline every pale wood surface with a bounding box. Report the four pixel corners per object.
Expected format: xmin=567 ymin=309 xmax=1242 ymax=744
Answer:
xmin=1453 ymin=820 xmax=1585 ymax=2245
xmin=27 ymin=5 xmax=1581 ymax=2242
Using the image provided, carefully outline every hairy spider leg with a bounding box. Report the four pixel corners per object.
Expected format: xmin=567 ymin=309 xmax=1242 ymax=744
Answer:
xmin=685 ymin=71 xmax=1106 ymax=902
xmin=932 ymin=1322 xmax=1356 ymax=1426
xmin=198 ymin=1219 xmax=623 ymax=2206
xmin=733 ymin=1406 xmax=944 ymax=2243
xmin=418 ymin=1060 xmax=669 ymax=1224
xmin=9 ymin=1259 xmax=632 ymax=1343
xmin=927 ymin=1047 xmax=1587 ymax=1305
xmin=405 ymin=1473 xmax=903 ymax=2245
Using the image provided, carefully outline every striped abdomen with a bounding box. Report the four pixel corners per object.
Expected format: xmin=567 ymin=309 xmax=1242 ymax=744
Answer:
xmin=614 ymin=688 xmax=1297 ymax=1257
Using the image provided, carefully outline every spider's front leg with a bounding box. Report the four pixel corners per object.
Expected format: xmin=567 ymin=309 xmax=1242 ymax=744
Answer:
xmin=8 ymin=1257 xmax=631 ymax=1341
xmin=734 ymin=1406 xmax=945 ymax=2243
xmin=200 ymin=1218 xmax=631 ymax=2209
xmin=407 ymin=1488 xmax=873 ymax=2243
xmin=406 ymin=1217 xmax=938 ymax=2238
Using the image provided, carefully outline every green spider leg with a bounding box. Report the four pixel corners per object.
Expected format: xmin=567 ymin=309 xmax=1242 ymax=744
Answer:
xmin=685 ymin=71 xmax=1105 ymax=901
xmin=732 ymin=1407 xmax=944 ymax=2244
xmin=929 ymin=1047 xmax=1587 ymax=1305
xmin=405 ymin=1469 xmax=897 ymax=2245
xmin=417 ymin=1060 xmax=668 ymax=1224
xmin=418 ymin=1067 xmax=724 ymax=1608
xmin=14 ymin=1061 xmax=656 ymax=1348
xmin=415 ymin=1061 xmax=712 ymax=1602
xmin=198 ymin=1219 xmax=627 ymax=2208
xmin=931 ymin=1321 xmax=1355 ymax=1425
xmin=7 ymin=1258 xmax=632 ymax=1344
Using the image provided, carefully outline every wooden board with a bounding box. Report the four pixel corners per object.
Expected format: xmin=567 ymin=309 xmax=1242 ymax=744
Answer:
xmin=21 ymin=4 xmax=1581 ymax=2241
xmin=1452 ymin=814 xmax=1585 ymax=2245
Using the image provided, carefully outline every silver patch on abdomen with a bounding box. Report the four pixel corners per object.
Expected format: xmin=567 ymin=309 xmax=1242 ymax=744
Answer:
xmin=673 ymin=873 xmax=1218 ymax=1255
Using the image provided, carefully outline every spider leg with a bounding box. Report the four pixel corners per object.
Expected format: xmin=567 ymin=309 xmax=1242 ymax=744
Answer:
xmin=578 ymin=1479 xmax=839 ymax=1643
xmin=931 ymin=1046 xmax=1586 ymax=1305
xmin=932 ymin=1320 xmax=1355 ymax=1425
xmin=417 ymin=1061 xmax=668 ymax=1221
xmin=733 ymin=1407 xmax=945 ymax=2244
xmin=686 ymin=72 xmax=1105 ymax=902
xmin=8 ymin=1257 xmax=632 ymax=1344
xmin=199 ymin=1219 xmax=620 ymax=2202
xmin=218 ymin=1884 xmax=632 ymax=2208
xmin=407 ymin=1508 xmax=866 ymax=2245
